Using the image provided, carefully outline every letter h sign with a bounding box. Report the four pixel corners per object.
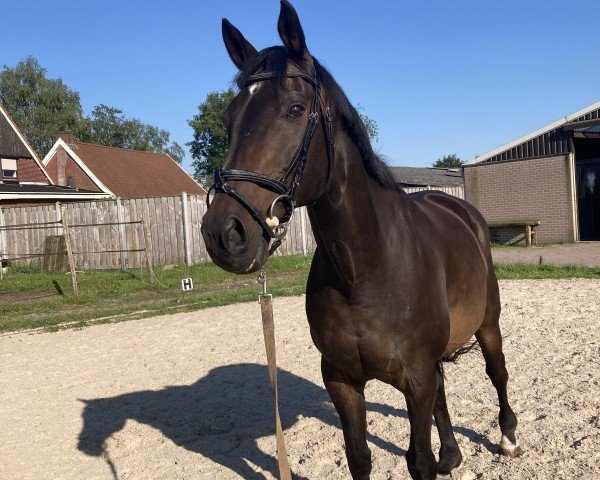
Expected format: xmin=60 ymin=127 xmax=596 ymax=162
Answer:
xmin=181 ymin=278 xmax=194 ymax=291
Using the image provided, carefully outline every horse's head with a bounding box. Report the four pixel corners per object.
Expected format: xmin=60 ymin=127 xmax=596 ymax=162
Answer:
xmin=584 ymin=169 xmax=596 ymax=196
xmin=201 ymin=0 xmax=331 ymax=273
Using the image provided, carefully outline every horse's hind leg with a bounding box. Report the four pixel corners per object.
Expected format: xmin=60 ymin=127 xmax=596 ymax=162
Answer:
xmin=321 ymin=357 xmax=371 ymax=480
xmin=433 ymin=363 xmax=462 ymax=474
xmin=476 ymin=281 xmax=522 ymax=457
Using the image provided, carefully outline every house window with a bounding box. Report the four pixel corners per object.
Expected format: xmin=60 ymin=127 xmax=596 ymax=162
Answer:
xmin=1 ymin=159 xmax=18 ymax=182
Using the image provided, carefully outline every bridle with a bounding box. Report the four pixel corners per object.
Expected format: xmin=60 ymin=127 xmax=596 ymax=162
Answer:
xmin=206 ymin=69 xmax=334 ymax=253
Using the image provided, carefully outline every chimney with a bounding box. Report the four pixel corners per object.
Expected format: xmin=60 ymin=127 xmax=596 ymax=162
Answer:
xmin=57 ymin=148 xmax=67 ymax=186
xmin=56 ymin=132 xmax=76 ymax=146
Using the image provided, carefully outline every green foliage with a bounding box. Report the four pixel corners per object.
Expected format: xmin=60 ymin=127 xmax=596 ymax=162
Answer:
xmin=187 ymin=88 xmax=235 ymax=182
xmin=0 ymin=57 xmax=83 ymax=156
xmin=0 ymin=57 xmax=183 ymax=162
xmin=356 ymin=105 xmax=379 ymax=143
xmin=187 ymin=89 xmax=381 ymax=183
xmin=79 ymin=105 xmax=184 ymax=163
xmin=433 ymin=154 xmax=464 ymax=168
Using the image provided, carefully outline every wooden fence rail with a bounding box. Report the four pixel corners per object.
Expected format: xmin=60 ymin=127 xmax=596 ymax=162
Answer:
xmin=0 ymin=194 xmax=317 ymax=269
xmin=0 ymin=185 xmax=463 ymax=270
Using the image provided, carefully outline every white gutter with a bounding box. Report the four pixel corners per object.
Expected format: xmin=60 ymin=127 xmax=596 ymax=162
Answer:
xmin=0 ymin=192 xmax=110 ymax=200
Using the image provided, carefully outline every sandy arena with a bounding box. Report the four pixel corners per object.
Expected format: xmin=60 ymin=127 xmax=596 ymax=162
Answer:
xmin=1 ymin=279 xmax=599 ymax=479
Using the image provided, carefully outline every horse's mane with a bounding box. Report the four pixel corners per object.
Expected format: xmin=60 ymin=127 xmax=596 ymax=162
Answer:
xmin=235 ymin=47 xmax=402 ymax=192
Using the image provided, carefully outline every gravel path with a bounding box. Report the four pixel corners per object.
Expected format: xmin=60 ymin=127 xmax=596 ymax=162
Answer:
xmin=1 ymin=279 xmax=598 ymax=479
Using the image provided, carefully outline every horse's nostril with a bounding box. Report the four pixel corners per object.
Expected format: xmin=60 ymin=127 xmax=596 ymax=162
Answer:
xmin=223 ymin=216 xmax=248 ymax=254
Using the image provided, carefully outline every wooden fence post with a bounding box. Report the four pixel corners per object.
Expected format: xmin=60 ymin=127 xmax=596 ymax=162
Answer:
xmin=61 ymin=206 xmax=79 ymax=296
xmin=181 ymin=192 xmax=192 ymax=266
xmin=116 ymin=197 xmax=127 ymax=270
xmin=0 ymin=206 xmax=6 ymax=281
xmin=299 ymin=207 xmax=308 ymax=256
xmin=0 ymin=208 xmax=3 ymax=282
xmin=142 ymin=211 xmax=155 ymax=282
xmin=55 ymin=201 xmax=63 ymax=235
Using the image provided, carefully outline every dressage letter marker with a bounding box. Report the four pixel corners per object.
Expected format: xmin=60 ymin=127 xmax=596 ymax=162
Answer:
xmin=181 ymin=278 xmax=194 ymax=291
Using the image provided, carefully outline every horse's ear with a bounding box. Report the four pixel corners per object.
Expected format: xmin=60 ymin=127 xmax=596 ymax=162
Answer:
xmin=277 ymin=0 xmax=310 ymax=61
xmin=222 ymin=18 xmax=258 ymax=70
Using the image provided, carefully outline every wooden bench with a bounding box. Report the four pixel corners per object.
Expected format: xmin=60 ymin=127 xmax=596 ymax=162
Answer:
xmin=488 ymin=220 xmax=541 ymax=246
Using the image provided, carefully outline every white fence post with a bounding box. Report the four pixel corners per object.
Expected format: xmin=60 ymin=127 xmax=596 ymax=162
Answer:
xmin=181 ymin=192 xmax=192 ymax=266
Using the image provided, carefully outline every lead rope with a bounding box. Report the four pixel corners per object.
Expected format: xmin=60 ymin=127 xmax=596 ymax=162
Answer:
xmin=257 ymin=269 xmax=292 ymax=480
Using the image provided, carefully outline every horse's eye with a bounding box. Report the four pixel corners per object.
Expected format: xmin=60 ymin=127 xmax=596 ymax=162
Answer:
xmin=288 ymin=104 xmax=305 ymax=117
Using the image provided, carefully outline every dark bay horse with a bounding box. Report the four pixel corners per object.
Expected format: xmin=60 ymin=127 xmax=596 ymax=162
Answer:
xmin=201 ymin=2 xmax=521 ymax=478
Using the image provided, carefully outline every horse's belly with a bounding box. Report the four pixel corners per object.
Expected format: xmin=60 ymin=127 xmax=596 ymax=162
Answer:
xmin=444 ymin=296 xmax=486 ymax=355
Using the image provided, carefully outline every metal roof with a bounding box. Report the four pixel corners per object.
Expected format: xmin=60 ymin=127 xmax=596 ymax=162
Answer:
xmin=389 ymin=167 xmax=464 ymax=187
xmin=467 ymin=99 xmax=600 ymax=165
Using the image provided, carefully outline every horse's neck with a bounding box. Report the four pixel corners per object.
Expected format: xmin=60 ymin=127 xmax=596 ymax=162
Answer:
xmin=307 ymin=133 xmax=411 ymax=277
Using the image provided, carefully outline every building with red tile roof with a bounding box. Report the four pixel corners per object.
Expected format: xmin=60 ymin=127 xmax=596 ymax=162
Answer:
xmin=0 ymin=105 xmax=108 ymax=207
xmin=43 ymin=136 xmax=205 ymax=198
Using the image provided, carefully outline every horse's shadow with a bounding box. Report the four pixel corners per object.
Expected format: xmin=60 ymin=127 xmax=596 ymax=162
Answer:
xmin=77 ymin=363 xmax=494 ymax=479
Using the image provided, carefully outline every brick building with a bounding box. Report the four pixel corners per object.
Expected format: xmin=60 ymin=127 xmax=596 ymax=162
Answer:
xmin=43 ymin=136 xmax=205 ymax=198
xmin=465 ymin=100 xmax=600 ymax=243
xmin=0 ymin=104 xmax=107 ymax=207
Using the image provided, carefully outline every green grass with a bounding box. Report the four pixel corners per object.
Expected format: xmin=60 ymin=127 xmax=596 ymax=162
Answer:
xmin=0 ymin=255 xmax=312 ymax=334
xmin=493 ymin=262 xmax=600 ymax=279
xmin=1 ymin=255 xmax=598 ymax=334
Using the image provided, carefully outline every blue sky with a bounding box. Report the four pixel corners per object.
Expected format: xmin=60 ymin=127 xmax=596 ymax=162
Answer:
xmin=2 ymin=0 xmax=599 ymax=173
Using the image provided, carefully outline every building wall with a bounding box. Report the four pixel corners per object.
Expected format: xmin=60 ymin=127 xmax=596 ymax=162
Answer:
xmin=464 ymin=155 xmax=575 ymax=243
xmin=17 ymin=158 xmax=48 ymax=183
xmin=45 ymin=146 xmax=103 ymax=192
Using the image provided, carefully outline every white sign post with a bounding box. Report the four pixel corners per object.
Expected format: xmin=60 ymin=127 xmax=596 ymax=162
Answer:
xmin=181 ymin=278 xmax=194 ymax=291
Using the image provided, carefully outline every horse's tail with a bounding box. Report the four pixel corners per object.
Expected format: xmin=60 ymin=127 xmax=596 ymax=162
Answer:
xmin=436 ymin=339 xmax=480 ymax=377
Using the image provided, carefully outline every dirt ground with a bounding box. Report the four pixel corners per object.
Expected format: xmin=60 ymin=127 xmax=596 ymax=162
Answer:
xmin=1 ymin=279 xmax=598 ymax=480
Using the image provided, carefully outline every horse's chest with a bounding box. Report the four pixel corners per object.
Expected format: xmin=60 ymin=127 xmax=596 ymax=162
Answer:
xmin=306 ymin=299 xmax=412 ymax=380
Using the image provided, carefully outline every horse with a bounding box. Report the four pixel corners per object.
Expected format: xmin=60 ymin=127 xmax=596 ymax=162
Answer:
xmin=583 ymin=169 xmax=596 ymax=197
xmin=201 ymin=2 xmax=521 ymax=478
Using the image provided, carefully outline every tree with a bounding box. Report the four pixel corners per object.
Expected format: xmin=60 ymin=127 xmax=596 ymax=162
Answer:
xmin=187 ymin=88 xmax=235 ymax=182
xmin=188 ymin=89 xmax=381 ymax=182
xmin=0 ymin=57 xmax=184 ymax=162
xmin=79 ymin=104 xmax=184 ymax=163
xmin=356 ymin=105 xmax=379 ymax=144
xmin=433 ymin=154 xmax=464 ymax=168
xmin=0 ymin=56 xmax=83 ymax=156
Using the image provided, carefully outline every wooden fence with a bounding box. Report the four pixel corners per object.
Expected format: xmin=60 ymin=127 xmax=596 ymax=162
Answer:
xmin=0 ymin=185 xmax=463 ymax=270
xmin=403 ymin=185 xmax=465 ymax=199
xmin=0 ymin=194 xmax=317 ymax=269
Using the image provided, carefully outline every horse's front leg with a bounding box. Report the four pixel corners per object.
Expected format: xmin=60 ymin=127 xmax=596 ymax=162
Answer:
xmin=403 ymin=363 xmax=438 ymax=480
xmin=321 ymin=356 xmax=371 ymax=480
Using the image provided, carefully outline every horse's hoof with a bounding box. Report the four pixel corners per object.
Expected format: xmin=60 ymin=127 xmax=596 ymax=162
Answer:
xmin=437 ymin=446 xmax=462 ymax=475
xmin=499 ymin=435 xmax=523 ymax=457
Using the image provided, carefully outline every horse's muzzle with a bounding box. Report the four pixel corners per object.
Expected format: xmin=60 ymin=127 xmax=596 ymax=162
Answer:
xmin=201 ymin=211 xmax=267 ymax=274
